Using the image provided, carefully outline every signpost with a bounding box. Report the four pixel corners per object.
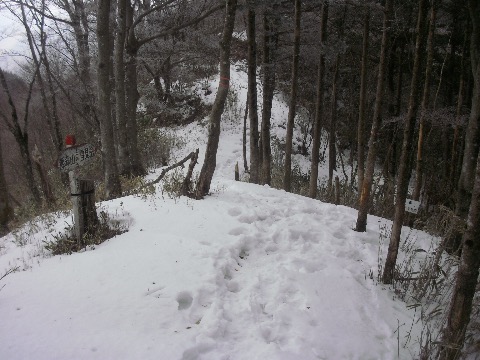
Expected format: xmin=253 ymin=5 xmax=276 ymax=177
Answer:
xmin=57 ymin=143 xmax=96 ymax=172
xmin=405 ymin=199 xmax=420 ymax=214
xmin=57 ymin=135 xmax=97 ymax=247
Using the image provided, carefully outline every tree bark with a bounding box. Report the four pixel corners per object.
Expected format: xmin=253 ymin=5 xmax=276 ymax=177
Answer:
xmin=284 ymin=0 xmax=301 ymax=192
xmin=97 ymin=0 xmax=122 ymax=199
xmin=260 ymin=3 xmax=279 ymax=186
xmin=456 ymin=0 xmax=480 ymax=219
xmin=328 ymin=55 xmax=340 ymax=193
xmin=308 ymin=0 xmax=328 ymax=199
xmin=195 ymin=0 xmax=237 ymax=199
xmin=412 ymin=3 xmax=436 ymax=202
xmin=124 ymin=1 xmax=146 ymax=177
xmin=114 ymin=0 xmax=130 ymax=176
xmin=0 ymin=139 xmax=12 ymax=235
xmin=357 ymin=9 xmax=369 ymax=193
xmin=383 ymin=0 xmax=428 ymax=284
xmin=438 ymin=16 xmax=480 ymax=349
xmin=0 ymin=68 xmax=42 ymax=205
xmin=355 ymin=0 xmax=393 ymax=232
xmin=247 ymin=0 xmax=260 ymax=184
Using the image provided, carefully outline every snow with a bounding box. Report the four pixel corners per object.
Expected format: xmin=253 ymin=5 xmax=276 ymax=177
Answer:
xmin=0 ymin=65 xmax=437 ymax=359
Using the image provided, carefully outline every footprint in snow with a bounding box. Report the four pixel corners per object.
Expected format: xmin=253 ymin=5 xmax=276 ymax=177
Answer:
xmin=176 ymin=291 xmax=193 ymax=310
xmin=227 ymin=207 xmax=242 ymax=217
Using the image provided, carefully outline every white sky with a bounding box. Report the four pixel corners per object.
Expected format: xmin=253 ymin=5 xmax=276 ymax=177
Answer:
xmin=0 ymin=7 xmax=29 ymax=72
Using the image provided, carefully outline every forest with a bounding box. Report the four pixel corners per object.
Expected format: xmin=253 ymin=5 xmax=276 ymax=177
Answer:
xmin=0 ymin=0 xmax=480 ymax=358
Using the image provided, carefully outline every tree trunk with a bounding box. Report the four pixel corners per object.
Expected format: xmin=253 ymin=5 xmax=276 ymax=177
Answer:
xmin=308 ymin=0 xmax=328 ymax=199
xmin=114 ymin=0 xmax=130 ymax=176
xmin=328 ymin=55 xmax=340 ymax=193
xmin=0 ymin=68 xmax=42 ymax=205
xmin=439 ymin=159 xmax=480 ymax=359
xmin=456 ymin=0 xmax=480 ymax=219
xmin=97 ymin=0 xmax=122 ymax=199
xmin=247 ymin=0 xmax=260 ymax=184
xmin=355 ymin=0 xmax=393 ymax=232
xmin=357 ymin=9 xmax=369 ymax=192
xmin=383 ymin=0 xmax=428 ymax=284
xmin=195 ymin=0 xmax=237 ymax=199
xmin=0 ymin=140 xmax=12 ymax=235
xmin=283 ymin=0 xmax=301 ymax=192
xmin=412 ymin=3 xmax=436 ymax=202
xmin=449 ymin=31 xmax=468 ymax=189
xmin=124 ymin=1 xmax=145 ymax=177
xmin=260 ymin=3 xmax=279 ymax=186
xmin=243 ymin=92 xmax=249 ymax=173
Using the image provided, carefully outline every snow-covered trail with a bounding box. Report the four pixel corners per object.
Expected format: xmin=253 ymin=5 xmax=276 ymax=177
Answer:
xmin=0 ymin=65 xmax=427 ymax=359
xmin=179 ymin=182 xmax=419 ymax=360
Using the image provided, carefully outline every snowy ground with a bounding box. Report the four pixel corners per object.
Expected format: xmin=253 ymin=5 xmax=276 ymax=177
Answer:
xmin=0 ymin=66 xmax=439 ymax=359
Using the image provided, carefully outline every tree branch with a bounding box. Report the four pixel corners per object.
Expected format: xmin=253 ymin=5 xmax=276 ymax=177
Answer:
xmin=138 ymin=3 xmax=223 ymax=48
xmin=127 ymin=150 xmax=199 ymax=195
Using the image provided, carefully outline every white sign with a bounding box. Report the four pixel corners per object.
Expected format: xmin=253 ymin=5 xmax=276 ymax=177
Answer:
xmin=405 ymin=199 xmax=420 ymax=214
xmin=57 ymin=143 xmax=96 ymax=172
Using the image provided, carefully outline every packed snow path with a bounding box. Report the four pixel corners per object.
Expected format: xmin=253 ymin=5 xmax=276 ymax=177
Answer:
xmin=0 ymin=65 xmax=424 ymax=359
xmin=0 ymin=181 xmax=421 ymax=359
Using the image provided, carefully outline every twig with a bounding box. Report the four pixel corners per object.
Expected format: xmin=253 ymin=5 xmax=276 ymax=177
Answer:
xmin=0 ymin=266 xmax=20 ymax=282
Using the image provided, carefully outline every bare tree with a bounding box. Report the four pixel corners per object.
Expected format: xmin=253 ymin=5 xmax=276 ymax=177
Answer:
xmin=195 ymin=0 xmax=237 ymax=199
xmin=355 ymin=0 xmax=392 ymax=232
xmin=97 ymin=0 xmax=122 ymax=199
xmin=0 ymin=138 xmax=12 ymax=235
xmin=283 ymin=0 xmax=301 ymax=192
xmin=247 ymin=0 xmax=260 ymax=184
xmin=259 ymin=2 xmax=279 ymax=186
xmin=456 ymin=0 xmax=480 ymax=218
xmin=357 ymin=8 xmax=369 ymax=192
xmin=308 ymin=0 xmax=328 ymax=199
xmin=383 ymin=0 xmax=428 ymax=284
xmin=412 ymin=1 xmax=436 ymax=202
xmin=0 ymin=67 xmax=42 ymax=205
xmin=438 ymin=3 xmax=480 ymax=347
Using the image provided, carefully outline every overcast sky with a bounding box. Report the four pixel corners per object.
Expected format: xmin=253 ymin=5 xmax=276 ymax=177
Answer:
xmin=0 ymin=7 xmax=28 ymax=72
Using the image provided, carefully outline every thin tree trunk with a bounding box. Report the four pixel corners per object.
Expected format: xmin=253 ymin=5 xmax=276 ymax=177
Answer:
xmin=449 ymin=31 xmax=468 ymax=189
xmin=383 ymin=0 xmax=428 ymax=284
xmin=97 ymin=0 xmax=122 ymax=199
xmin=438 ymin=31 xmax=480 ymax=352
xmin=355 ymin=0 xmax=393 ymax=232
xmin=260 ymin=4 xmax=278 ymax=186
xmin=124 ymin=1 xmax=145 ymax=177
xmin=357 ymin=9 xmax=369 ymax=192
xmin=247 ymin=0 xmax=260 ymax=184
xmin=195 ymin=0 xmax=237 ymax=199
xmin=328 ymin=54 xmax=340 ymax=193
xmin=243 ymin=92 xmax=249 ymax=173
xmin=308 ymin=0 xmax=328 ymax=199
xmin=413 ymin=3 xmax=436 ymax=202
xmin=0 ymin=68 xmax=42 ymax=205
xmin=114 ymin=0 xmax=130 ymax=176
xmin=0 ymin=139 xmax=12 ymax=235
xmin=456 ymin=1 xmax=480 ymax=218
xmin=284 ymin=0 xmax=301 ymax=192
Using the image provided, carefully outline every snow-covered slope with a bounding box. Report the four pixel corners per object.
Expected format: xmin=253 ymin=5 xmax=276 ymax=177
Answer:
xmin=0 ymin=66 xmax=433 ymax=359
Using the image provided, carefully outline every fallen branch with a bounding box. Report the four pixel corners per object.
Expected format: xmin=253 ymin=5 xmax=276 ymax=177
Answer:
xmin=126 ymin=150 xmax=199 ymax=195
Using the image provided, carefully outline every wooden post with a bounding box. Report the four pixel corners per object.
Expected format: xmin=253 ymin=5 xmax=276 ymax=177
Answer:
xmin=80 ymin=179 xmax=99 ymax=237
xmin=335 ymin=175 xmax=340 ymax=205
xmin=69 ymin=169 xmax=84 ymax=247
xmin=235 ymin=162 xmax=240 ymax=181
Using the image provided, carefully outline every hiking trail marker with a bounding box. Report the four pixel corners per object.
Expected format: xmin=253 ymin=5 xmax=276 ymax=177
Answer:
xmin=57 ymin=135 xmax=98 ymax=246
